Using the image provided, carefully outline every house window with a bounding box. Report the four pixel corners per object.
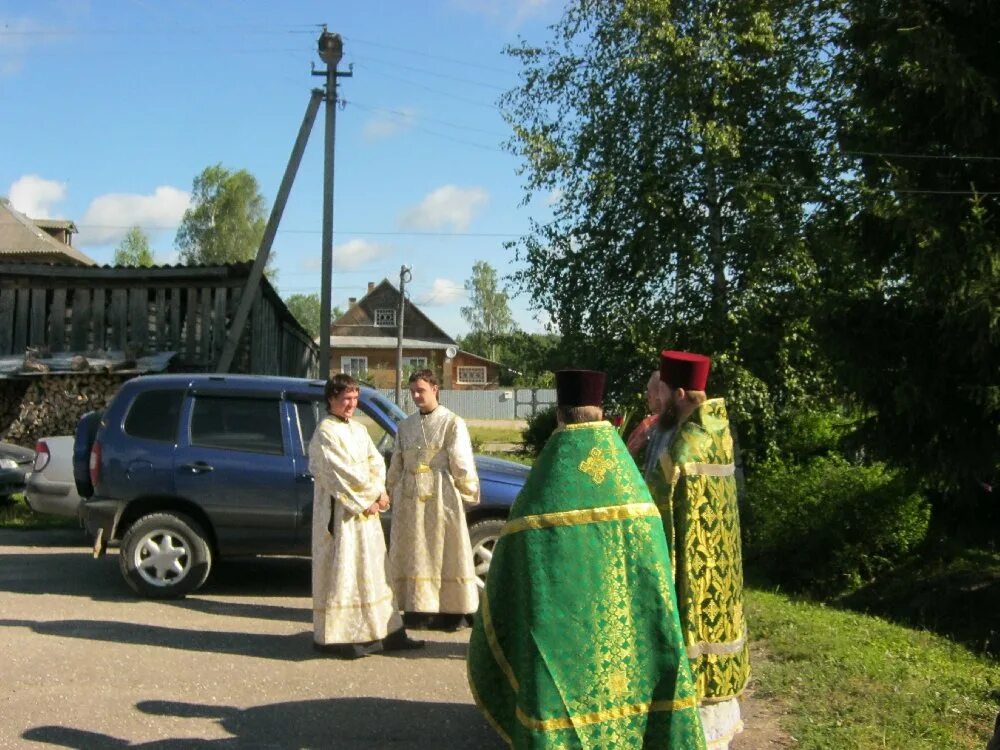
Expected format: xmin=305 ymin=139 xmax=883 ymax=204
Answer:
xmin=374 ymin=308 xmax=396 ymax=327
xmin=341 ymin=356 xmax=368 ymax=378
xmin=403 ymin=357 xmax=427 ymax=369
xmin=456 ymin=366 xmax=487 ymax=385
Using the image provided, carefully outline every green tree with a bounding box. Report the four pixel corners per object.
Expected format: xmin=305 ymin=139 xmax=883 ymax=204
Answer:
xmin=175 ymin=163 xmax=268 ymax=267
xmin=461 ymin=261 xmax=516 ymax=360
xmin=283 ymin=292 xmax=343 ymax=339
xmin=503 ymin=0 xmax=833 ymax=466
xmin=113 ymin=225 xmax=154 ymax=267
xmin=815 ymin=0 xmax=1000 ymax=525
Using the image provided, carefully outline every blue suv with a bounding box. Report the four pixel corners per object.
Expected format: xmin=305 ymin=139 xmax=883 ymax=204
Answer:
xmin=78 ymin=374 xmax=528 ymax=598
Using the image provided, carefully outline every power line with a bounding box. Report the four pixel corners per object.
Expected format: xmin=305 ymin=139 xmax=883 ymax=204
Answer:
xmin=77 ymin=224 xmax=522 ymax=237
xmin=354 ymin=64 xmax=501 ymax=110
xmin=341 ymin=35 xmax=514 ymax=75
xmin=349 ymin=53 xmax=509 ymax=91
xmin=348 ymin=100 xmax=506 ymax=152
xmin=349 ymin=99 xmax=507 ymax=138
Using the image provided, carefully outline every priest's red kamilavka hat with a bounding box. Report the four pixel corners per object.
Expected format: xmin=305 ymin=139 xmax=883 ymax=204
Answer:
xmin=555 ymin=369 xmax=606 ymax=407
xmin=659 ymin=350 xmax=711 ymax=391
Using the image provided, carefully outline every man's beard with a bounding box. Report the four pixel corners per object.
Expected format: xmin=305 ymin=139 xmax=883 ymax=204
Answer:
xmin=657 ymin=401 xmax=678 ymax=430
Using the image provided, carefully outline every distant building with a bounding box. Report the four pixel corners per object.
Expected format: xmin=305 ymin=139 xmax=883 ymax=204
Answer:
xmin=329 ymin=279 xmax=503 ymax=389
xmin=0 ymin=198 xmax=95 ymax=266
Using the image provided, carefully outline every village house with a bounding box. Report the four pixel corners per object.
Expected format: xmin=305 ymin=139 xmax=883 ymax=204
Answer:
xmin=0 ymin=198 xmax=96 ymax=266
xmin=329 ymin=280 xmax=503 ymax=390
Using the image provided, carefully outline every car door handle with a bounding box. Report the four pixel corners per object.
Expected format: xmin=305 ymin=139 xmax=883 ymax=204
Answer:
xmin=181 ymin=462 xmax=214 ymax=474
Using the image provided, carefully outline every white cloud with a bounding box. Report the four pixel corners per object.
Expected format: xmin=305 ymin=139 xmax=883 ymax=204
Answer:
xmin=363 ymin=106 xmax=417 ymax=142
xmin=397 ymin=185 xmax=489 ymax=232
xmin=8 ymin=175 xmax=68 ymax=219
xmin=333 ymin=238 xmax=393 ymax=270
xmin=77 ymin=186 xmax=190 ymax=247
xmin=416 ymin=278 xmax=466 ymax=307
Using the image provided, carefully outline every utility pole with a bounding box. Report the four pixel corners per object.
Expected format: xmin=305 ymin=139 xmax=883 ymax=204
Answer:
xmin=394 ymin=265 xmax=412 ymax=406
xmin=314 ymin=28 xmax=352 ymax=381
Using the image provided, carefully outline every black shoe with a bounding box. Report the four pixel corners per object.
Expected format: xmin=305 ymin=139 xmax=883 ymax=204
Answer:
xmin=402 ymin=612 xmax=433 ymax=630
xmin=382 ymin=628 xmax=426 ymax=652
xmin=434 ymin=613 xmax=468 ymax=632
xmin=313 ymin=641 xmax=381 ymax=659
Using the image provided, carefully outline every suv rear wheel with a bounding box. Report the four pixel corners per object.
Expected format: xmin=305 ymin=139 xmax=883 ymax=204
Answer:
xmin=119 ymin=512 xmax=212 ymax=599
xmin=468 ymin=518 xmax=505 ymax=590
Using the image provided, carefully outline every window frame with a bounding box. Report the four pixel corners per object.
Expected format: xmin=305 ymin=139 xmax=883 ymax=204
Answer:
xmin=373 ymin=308 xmax=397 ymax=327
xmin=403 ymin=356 xmax=427 ymax=369
xmin=341 ymin=355 xmax=369 ymax=378
xmin=456 ymin=365 xmax=487 ymax=385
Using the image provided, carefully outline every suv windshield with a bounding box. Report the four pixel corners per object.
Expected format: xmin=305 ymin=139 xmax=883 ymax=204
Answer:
xmin=369 ymin=393 xmax=406 ymax=425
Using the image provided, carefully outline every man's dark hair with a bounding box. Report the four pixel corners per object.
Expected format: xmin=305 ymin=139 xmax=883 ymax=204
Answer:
xmin=408 ymin=368 xmax=439 ymax=387
xmin=325 ymin=373 xmax=359 ymax=404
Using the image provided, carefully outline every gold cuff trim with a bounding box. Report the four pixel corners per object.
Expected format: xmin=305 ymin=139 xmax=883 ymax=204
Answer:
xmin=516 ymin=695 xmax=700 ymax=732
xmin=500 ymin=502 xmax=660 ymax=538
xmin=481 ymin=594 xmax=520 ymax=692
xmin=679 ymin=462 xmax=735 ymax=477
xmin=558 ymin=420 xmax=613 ymax=431
xmin=412 ymin=465 xmax=432 ymax=474
xmin=314 ymin=592 xmax=394 ymax=611
xmin=687 ymin=630 xmax=747 ymax=659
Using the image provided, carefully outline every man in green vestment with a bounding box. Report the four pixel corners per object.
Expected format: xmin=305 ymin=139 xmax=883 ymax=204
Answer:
xmin=645 ymin=351 xmax=750 ymax=750
xmin=467 ymin=369 xmax=706 ymax=750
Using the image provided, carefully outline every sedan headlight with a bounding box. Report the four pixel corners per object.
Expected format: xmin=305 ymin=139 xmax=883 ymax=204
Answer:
xmin=0 ymin=458 xmax=17 ymax=470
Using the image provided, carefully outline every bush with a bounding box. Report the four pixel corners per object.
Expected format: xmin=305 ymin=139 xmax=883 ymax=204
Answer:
xmin=522 ymin=405 xmax=558 ymax=457
xmin=745 ymin=454 xmax=931 ymax=594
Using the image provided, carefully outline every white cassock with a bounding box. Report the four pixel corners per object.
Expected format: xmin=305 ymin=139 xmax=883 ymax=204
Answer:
xmin=308 ymin=414 xmax=403 ymax=645
xmin=387 ymin=405 xmax=481 ymax=615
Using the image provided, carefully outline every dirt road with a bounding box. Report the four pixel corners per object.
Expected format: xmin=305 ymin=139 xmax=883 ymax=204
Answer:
xmin=1 ymin=529 xmax=787 ymax=748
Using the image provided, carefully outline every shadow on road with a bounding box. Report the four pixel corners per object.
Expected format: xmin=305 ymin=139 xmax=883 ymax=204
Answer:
xmin=0 ymin=616 xmax=469 ymax=663
xmin=0 ymin=617 xmax=315 ymax=661
xmin=23 ymin=696 xmax=503 ymax=749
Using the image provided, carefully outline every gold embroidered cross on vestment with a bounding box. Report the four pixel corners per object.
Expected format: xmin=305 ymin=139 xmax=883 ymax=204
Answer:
xmin=579 ymin=447 xmax=615 ymax=484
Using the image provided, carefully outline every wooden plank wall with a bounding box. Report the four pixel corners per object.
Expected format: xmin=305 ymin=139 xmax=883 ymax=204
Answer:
xmin=0 ymin=270 xmax=317 ymax=377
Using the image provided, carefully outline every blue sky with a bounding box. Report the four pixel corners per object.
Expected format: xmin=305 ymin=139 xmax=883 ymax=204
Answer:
xmin=0 ymin=0 xmax=565 ymax=337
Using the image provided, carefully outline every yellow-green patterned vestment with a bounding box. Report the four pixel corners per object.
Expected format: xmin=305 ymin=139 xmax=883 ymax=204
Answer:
xmin=646 ymin=399 xmax=750 ymax=746
xmin=467 ymin=421 xmax=706 ymax=749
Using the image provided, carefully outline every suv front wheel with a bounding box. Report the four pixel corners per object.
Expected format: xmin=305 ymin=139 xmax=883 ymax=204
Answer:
xmin=119 ymin=512 xmax=212 ymax=599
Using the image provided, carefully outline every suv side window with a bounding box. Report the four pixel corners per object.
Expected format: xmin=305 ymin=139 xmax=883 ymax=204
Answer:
xmin=190 ymin=396 xmax=284 ymax=455
xmin=293 ymin=399 xmax=395 ymax=456
xmin=124 ymin=390 xmax=184 ymax=443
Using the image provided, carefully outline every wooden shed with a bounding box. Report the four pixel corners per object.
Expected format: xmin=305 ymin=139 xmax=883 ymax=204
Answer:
xmin=0 ymin=262 xmax=318 ymax=377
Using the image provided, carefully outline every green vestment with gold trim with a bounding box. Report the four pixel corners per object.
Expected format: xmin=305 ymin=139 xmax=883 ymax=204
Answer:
xmin=467 ymin=421 xmax=706 ymax=749
xmin=646 ymin=399 xmax=750 ymax=707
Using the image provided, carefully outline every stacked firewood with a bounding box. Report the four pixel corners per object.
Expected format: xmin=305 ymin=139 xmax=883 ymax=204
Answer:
xmin=0 ymin=374 xmax=129 ymax=447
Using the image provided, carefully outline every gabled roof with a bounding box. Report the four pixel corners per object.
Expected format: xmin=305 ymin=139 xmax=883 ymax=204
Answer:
xmin=0 ymin=198 xmax=95 ymax=266
xmin=331 ymin=278 xmax=456 ymax=344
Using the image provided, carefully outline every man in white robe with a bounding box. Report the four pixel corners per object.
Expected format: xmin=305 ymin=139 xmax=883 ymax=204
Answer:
xmin=387 ymin=369 xmax=481 ymax=631
xmin=309 ymin=373 xmax=423 ymax=658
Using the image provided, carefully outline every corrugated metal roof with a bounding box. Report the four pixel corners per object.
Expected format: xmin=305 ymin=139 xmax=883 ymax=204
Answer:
xmin=0 ymin=350 xmax=177 ymax=379
xmin=328 ymin=336 xmax=455 ymax=350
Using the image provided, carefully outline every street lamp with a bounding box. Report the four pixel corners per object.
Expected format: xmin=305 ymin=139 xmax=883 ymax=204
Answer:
xmin=317 ymin=31 xmax=343 ymax=66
